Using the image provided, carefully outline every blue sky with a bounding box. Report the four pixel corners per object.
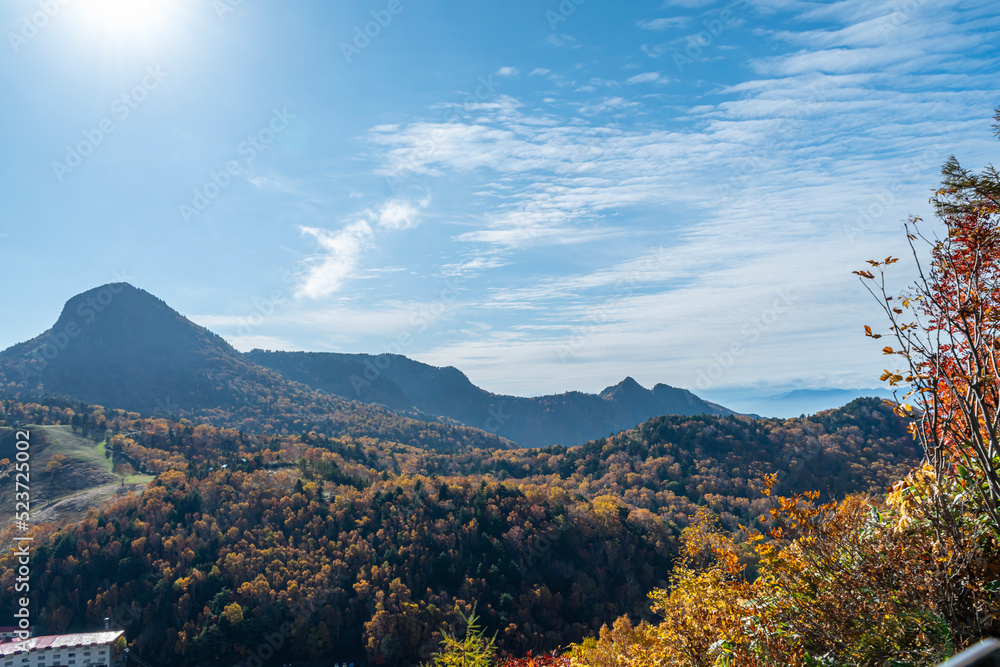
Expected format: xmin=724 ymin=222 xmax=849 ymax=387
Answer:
xmin=1 ymin=0 xmax=997 ymax=410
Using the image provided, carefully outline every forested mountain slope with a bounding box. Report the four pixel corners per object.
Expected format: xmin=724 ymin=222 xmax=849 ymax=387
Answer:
xmin=0 ymin=285 xmax=507 ymax=451
xmin=0 ymin=397 xmax=918 ymax=665
xmin=250 ymin=350 xmax=732 ymax=447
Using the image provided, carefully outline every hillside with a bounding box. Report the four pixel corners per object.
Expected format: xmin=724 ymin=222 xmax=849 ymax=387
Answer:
xmin=378 ymin=397 xmax=921 ymax=532
xmin=0 ymin=396 xmax=919 ymax=665
xmin=0 ymin=425 xmax=150 ymax=531
xmin=249 ymin=350 xmax=732 ymax=447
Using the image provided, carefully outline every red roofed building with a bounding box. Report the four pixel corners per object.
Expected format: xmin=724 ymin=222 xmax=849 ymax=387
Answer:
xmin=0 ymin=628 xmax=27 ymax=643
xmin=0 ymin=631 xmax=123 ymax=667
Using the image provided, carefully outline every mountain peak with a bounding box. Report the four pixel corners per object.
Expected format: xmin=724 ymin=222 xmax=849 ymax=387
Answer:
xmin=75 ymin=281 xmax=143 ymax=296
xmin=599 ymin=376 xmax=647 ymax=400
xmin=56 ymin=282 xmax=161 ymax=323
xmin=0 ymin=283 xmax=242 ymax=412
xmin=64 ymin=282 xmax=150 ymax=304
xmin=48 ymin=282 xmax=236 ymax=352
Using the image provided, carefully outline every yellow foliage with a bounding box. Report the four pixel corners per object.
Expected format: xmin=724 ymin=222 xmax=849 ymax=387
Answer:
xmin=222 ymin=601 xmax=244 ymax=624
xmin=568 ymin=616 xmax=666 ymax=667
xmin=568 ymin=483 xmax=994 ymax=666
xmin=886 ymin=464 xmax=938 ymax=532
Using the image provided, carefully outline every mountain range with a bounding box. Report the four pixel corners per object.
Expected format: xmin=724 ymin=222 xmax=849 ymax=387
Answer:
xmin=0 ymin=283 xmax=733 ymax=448
xmin=248 ymin=349 xmax=734 ymax=447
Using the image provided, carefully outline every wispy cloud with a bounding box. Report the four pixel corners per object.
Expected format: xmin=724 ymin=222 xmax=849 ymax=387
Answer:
xmin=625 ymin=71 xmax=668 ymax=84
xmin=638 ymin=17 xmax=691 ymax=30
xmin=296 ymin=197 xmax=430 ymax=299
xmin=546 ymin=33 xmax=580 ymax=48
xmin=223 ymin=334 xmax=301 ymax=353
xmin=376 ymin=198 xmax=428 ymax=230
xmin=354 ymin=0 xmax=996 ymax=394
xmin=297 ymin=221 xmax=375 ymax=299
xmin=663 ymin=0 xmax=718 ymax=7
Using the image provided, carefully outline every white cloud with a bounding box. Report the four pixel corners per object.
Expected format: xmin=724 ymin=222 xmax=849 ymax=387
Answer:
xmin=375 ymin=197 xmax=430 ymax=230
xmin=296 ymin=197 xmax=430 ymax=299
xmin=756 ymin=46 xmax=922 ymax=76
xmin=662 ymin=0 xmax=716 ymax=6
xmin=496 ymin=66 xmax=520 ymax=77
xmin=638 ymin=17 xmax=690 ymax=30
xmin=545 ymin=33 xmax=580 ymax=48
xmin=442 ymin=254 xmax=510 ymax=276
xmin=625 ymin=71 xmax=667 ymax=84
xmin=344 ymin=0 xmax=997 ymax=395
xmin=296 ymin=220 xmax=374 ymax=300
xmin=295 ymin=300 xmax=462 ymax=343
xmin=223 ymin=334 xmax=301 ymax=353
xmin=578 ymin=96 xmax=641 ymax=114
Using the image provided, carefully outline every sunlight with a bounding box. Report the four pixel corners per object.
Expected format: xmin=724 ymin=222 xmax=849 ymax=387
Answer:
xmin=78 ymin=0 xmax=175 ymax=42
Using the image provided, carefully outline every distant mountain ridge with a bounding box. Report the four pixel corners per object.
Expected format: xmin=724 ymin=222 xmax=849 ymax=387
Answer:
xmin=0 ymin=283 xmax=731 ymax=448
xmin=0 ymin=283 xmax=508 ymax=450
xmin=249 ymin=350 xmax=734 ymax=447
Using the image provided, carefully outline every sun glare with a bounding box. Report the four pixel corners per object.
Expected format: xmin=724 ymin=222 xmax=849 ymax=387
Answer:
xmin=80 ymin=0 xmax=176 ymax=42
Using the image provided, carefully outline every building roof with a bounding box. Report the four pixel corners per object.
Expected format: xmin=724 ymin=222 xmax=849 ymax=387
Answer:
xmin=0 ymin=631 xmax=123 ymax=657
